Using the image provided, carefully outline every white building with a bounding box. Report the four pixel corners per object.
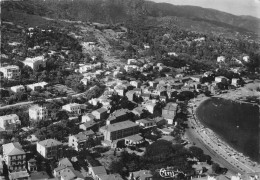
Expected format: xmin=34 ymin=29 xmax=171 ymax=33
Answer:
xmin=37 ymin=139 xmax=63 ymax=159
xmin=0 ymin=65 xmax=20 ymax=79
xmin=0 ymin=114 xmax=21 ymax=131
xmin=124 ymin=65 xmax=139 ymax=72
xmin=29 ymin=105 xmax=48 ymax=121
xmin=81 ymin=78 xmax=88 ymax=85
xmin=127 ymin=59 xmax=137 ymax=65
xmin=26 ymin=82 xmax=48 ymax=91
xmin=168 ymin=52 xmax=178 ymax=57
xmin=79 ymin=64 xmax=93 ymax=73
xmin=215 ymin=76 xmax=229 ymax=84
xmin=62 ymin=103 xmax=85 ymax=115
xmin=2 ymin=142 xmax=26 ymax=172
xmin=243 ymin=56 xmax=250 ymax=62
xmin=217 ymin=56 xmax=226 ymax=63
xmin=23 ymin=56 xmax=46 ymax=70
xmin=10 ymin=85 xmax=25 ymax=93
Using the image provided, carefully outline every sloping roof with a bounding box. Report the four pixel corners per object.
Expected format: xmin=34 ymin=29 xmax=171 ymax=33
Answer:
xmin=90 ymin=166 xmax=107 ymax=176
xmin=100 ymin=120 xmax=138 ymax=132
xmin=93 ymin=108 xmax=107 ymax=114
xmin=59 ymin=158 xmax=73 ymax=167
xmin=61 ymin=167 xmax=84 ymax=180
xmin=163 ymin=103 xmax=178 ymax=111
xmin=131 ymin=170 xmax=153 ymax=180
xmin=124 ymin=134 xmax=143 ymax=142
xmin=3 ymin=142 xmax=25 ymax=156
xmin=38 ymin=139 xmax=62 ymax=147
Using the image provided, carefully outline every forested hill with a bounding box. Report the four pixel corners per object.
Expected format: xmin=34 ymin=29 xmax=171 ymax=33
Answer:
xmin=1 ymin=0 xmax=260 ymax=42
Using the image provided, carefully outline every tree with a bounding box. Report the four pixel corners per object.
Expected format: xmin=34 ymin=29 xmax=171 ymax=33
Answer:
xmin=212 ymin=163 xmax=220 ymax=174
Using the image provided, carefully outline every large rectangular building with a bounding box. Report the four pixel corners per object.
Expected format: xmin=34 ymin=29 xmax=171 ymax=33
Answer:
xmin=99 ymin=120 xmax=139 ymax=141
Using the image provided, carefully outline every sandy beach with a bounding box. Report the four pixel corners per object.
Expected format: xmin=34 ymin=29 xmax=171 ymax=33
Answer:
xmin=185 ymin=91 xmax=260 ymax=174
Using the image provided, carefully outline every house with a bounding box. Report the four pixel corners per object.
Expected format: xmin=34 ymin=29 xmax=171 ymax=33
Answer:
xmin=58 ymin=158 xmax=73 ymax=168
xmin=68 ymin=130 xmax=102 ymax=151
xmin=2 ymin=142 xmax=26 ymax=172
xmin=191 ymin=75 xmax=203 ymax=83
xmin=88 ymin=166 xmax=107 ymax=180
xmin=217 ymin=56 xmax=226 ymax=63
xmin=168 ymin=52 xmax=178 ymax=57
xmin=92 ymin=108 xmax=108 ymax=120
xmin=133 ymin=88 xmax=142 ymax=96
xmin=135 ymin=118 xmax=156 ymax=129
xmin=142 ymin=101 xmax=156 ymax=114
xmin=162 ymin=103 xmax=178 ymax=125
xmin=141 ymin=93 xmax=151 ymax=101
xmin=29 ymin=105 xmax=48 ymax=121
xmin=149 ymin=81 xmax=158 ymax=88
xmin=0 ymin=65 xmax=20 ymax=79
xmin=62 ymin=103 xmax=85 ymax=115
xmin=203 ymin=71 xmax=214 ymax=77
xmin=26 ymin=82 xmax=48 ymax=91
xmin=10 ymin=85 xmax=25 ymax=93
xmin=126 ymin=90 xmax=136 ymax=101
xmin=82 ymin=113 xmax=96 ymax=123
xmin=129 ymin=170 xmax=153 ymax=180
xmin=127 ymin=59 xmax=138 ymax=65
xmin=79 ymin=64 xmax=94 ymax=73
xmin=80 ymin=121 xmax=98 ymax=131
xmin=23 ymin=56 xmax=46 ymax=70
xmin=37 ymin=139 xmax=63 ymax=159
xmin=132 ymin=106 xmax=146 ymax=117
xmin=215 ymin=76 xmax=229 ymax=84
xmin=124 ymin=65 xmax=139 ymax=72
xmin=130 ymin=80 xmax=141 ymax=88
xmin=125 ymin=134 xmax=144 ymax=146
xmin=114 ymin=85 xmax=126 ymax=96
xmin=28 ymin=159 xmax=37 ymax=172
xmin=231 ymin=78 xmax=241 ymax=87
xmin=243 ymin=55 xmax=250 ymax=62
xmin=60 ymin=167 xmax=84 ymax=180
xmin=100 ymin=120 xmax=139 ymax=142
xmin=98 ymin=174 xmax=123 ymax=180
xmin=0 ymin=114 xmax=21 ymax=131
xmin=106 ymin=109 xmax=132 ymax=125
xmin=81 ymin=78 xmax=88 ymax=85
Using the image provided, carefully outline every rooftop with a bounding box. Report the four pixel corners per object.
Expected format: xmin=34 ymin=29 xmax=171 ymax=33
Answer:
xmin=24 ymin=56 xmax=45 ymax=63
xmin=38 ymin=139 xmax=62 ymax=147
xmin=3 ymin=142 xmax=25 ymax=156
xmin=100 ymin=120 xmax=138 ymax=132
xmin=163 ymin=103 xmax=178 ymax=111
xmin=0 ymin=114 xmax=18 ymax=120
xmin=90 ymin=166 xmax=107 ymax=175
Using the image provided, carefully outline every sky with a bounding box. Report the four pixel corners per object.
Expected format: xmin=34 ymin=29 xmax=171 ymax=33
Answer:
xmin=151 ymin=0 xmax=260 ymax=18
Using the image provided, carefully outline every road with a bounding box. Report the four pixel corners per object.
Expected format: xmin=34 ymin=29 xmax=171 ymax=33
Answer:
xmin=0 ymin=91 xmax=88 ymax=110
xmin=185 ymin=123 xmax=240 ymax=174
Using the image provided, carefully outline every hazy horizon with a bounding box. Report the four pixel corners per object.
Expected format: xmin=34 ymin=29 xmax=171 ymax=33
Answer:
xmin=151 ymin=0 xmax=260 ymax=19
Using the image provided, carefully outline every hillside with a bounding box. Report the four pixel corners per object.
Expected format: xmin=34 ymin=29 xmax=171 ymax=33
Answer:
xmin=1 ymin=0 xmax=260 ymax=42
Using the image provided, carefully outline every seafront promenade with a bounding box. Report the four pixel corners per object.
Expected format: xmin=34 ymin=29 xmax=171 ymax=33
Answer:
xmin=187 ymin=95 xmax=260 ymax=174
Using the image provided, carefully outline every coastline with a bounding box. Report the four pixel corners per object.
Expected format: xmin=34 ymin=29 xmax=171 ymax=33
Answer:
xmin=185 ymin=93 xmax=260 ymax=174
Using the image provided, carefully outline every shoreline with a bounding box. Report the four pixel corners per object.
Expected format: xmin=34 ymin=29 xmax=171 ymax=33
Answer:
xmin=186 ymin=94 xmax=260 ymax=174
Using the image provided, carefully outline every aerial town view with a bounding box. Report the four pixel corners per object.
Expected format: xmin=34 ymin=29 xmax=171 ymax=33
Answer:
xmin=0 ymin=0 xmax=260 ymax=179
